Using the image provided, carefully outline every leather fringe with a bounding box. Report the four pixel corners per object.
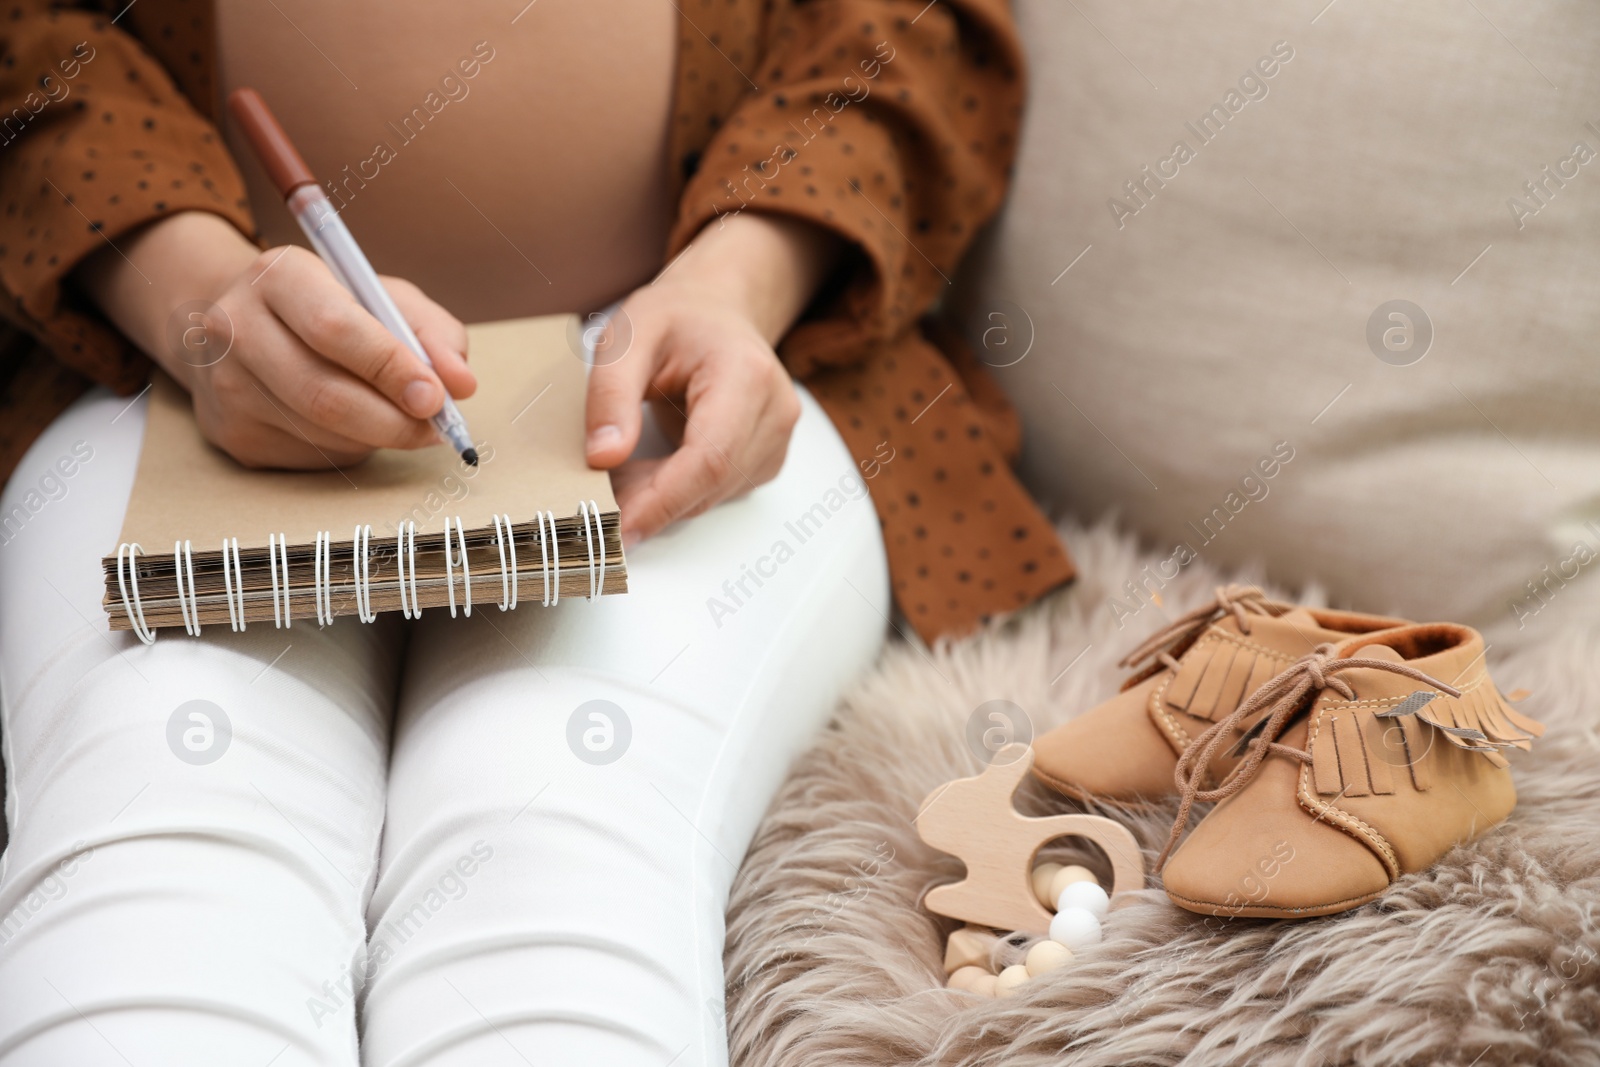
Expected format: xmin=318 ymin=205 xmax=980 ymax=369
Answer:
xmin=1163 ymin=633 xmax=1290 ymax=724
xmin=1317 ymin=684 xmax=1544 ymax=796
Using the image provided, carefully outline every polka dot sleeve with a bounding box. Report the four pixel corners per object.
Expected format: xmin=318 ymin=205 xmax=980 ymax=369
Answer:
xmin=0 ymin=2 xmax=254 ymax=392
xmin=665 ymin=0 xmax=1074 ymax=642
xmin=666 ymin=0 xmax=1025 ymax=381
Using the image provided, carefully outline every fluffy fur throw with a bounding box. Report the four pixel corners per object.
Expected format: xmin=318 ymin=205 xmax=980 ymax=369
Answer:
xmin=723 ymin=518 xmax=1600 ymax=1067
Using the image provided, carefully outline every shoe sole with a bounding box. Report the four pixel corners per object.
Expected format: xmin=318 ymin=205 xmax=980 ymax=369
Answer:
xmin=1164 ymin=884 xmax=1386 ymax=919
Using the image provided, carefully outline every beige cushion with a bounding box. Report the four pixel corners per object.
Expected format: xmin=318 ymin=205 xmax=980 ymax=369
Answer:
xmin=957 ymin=1 xmax=1600 ymax=627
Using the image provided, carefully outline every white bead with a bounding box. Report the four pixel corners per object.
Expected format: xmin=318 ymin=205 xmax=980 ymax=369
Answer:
xmin=995 ymin=964 xmax=1031 ymax=996
xmin=972 ymin=973 xmax=999 ymax=996
xmin=1047 ymin=864 xmax=1098 ymax=905
xmin=1049 ymin=906 xmax=1103 ymax=951
xmin=1024 ymin=939 xmax=1074 ymax=976
xmin=1054 ymin=879 xmax=1110 ymax=919
xmin=1030 ymin=862 xmax=1063 ymax=908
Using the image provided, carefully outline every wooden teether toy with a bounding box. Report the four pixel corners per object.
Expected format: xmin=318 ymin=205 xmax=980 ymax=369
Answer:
xmin=915 ymin=743 xmax=1145 ymax=937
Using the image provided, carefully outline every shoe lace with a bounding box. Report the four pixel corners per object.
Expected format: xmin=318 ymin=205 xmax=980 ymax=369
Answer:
xmin=1153 ymin=642 xmax=1462 ymax=872
xmin=1119 ymin=584 xmax=1274 ymax=674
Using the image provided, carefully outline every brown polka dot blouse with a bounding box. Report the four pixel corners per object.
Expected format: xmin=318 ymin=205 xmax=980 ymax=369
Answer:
xmin=0 ymin=0 xmax=1074 ymax=642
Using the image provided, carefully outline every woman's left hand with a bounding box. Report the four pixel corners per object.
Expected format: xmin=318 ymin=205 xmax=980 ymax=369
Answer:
xmin=585 ymin=213 xmax=840 ymax=546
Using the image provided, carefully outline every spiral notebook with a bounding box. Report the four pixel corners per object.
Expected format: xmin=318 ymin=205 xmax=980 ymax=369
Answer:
xmin=103 ymin=314 xmax=627 ymax=638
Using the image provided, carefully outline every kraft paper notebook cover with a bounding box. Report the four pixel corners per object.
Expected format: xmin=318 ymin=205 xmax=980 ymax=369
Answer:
xmin=103 ymin=315 xmax=627 ymax=636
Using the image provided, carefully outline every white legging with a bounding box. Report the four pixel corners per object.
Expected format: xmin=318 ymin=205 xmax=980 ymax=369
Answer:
xmin=0 ymin=384 xmax=888 ymax=1066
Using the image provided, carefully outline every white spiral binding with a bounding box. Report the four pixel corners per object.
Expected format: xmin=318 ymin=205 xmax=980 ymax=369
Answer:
xmin=220 ymin=536 xmax=246 ymax=632
xmin=579 ymin=500 xmax=600 ymax=600
xmin=444 ymin=516 xmax=473 ymax=618
xmin=492 ymin=513 xmax=518 ymax=611
xmin=578 ymin=501 xmax=593 ymax=599
xmin=231 ymin=536 xmax=247 ymax=631
xmin=351 ymin=525 xmax=365 ymax=622
xmin=312 ymin=532 xmax=322 ymax=626
xmin=392 ymin=524 xmax=409 ymax=620
xmin=540 ymin=509 xmax=560 ymax=606
xmin=353 ymin=524 xmax=378 ymax=623
xmin=506 ymin=517 xmax=518 ymax=608
xmin=314 ymin=531 xmax=333 ymax=627
xmin=173 ymin=541 xmax=189 ymax=635
xmin=457 ymin=518 xmax=473 ymax=616
xmin=273 ymin=532 xmax=291 ymax=629
xmin=535 ymin=511 xmax=550 ymax=606
xmin=268 ymin=534 xmax=280 ymax=629
xmin=362 ymin=524 xmax=376 ymax=622
xmin=322 ymin=533 xmax=333 ymax=625
xmin=551 ymin=510 xmax=562 ymax=605
xmin=173 ymin=539 xmax=200 ymax=637
xmin=116 ymin=542 xmax=156 ymax=645
xmin=589 ymin=498 xmax=605 ymax=598
xmin=407 ymin=522 xmax=419 ymax=617
xmin=221 ymin=537 xmax=238 ymax=632
xmin=144 ymin=503 xmax=608 ymax=637
xmin=444 ymin=517 xmax=455 ymax=617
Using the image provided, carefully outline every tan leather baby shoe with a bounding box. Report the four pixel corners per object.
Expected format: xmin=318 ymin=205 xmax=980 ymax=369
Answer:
xmin=1157 ymin=624 xmax=1544 ymax=918
xmin=1032 ymin=586 xmax=1408 ymax=803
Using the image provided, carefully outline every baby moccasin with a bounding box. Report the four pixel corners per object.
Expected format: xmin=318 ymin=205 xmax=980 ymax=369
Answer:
xmin=1157 ymin=623 xmax=1543 ymax=918
xmin=1033 ymin=584 xmax=1408 ymax=804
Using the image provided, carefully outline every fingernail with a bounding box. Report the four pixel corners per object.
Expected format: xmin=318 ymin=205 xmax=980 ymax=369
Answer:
xmin=402 ymin=379 xmax=439 ymax=417
xmin=587 ymin=424 xmax=622 ymax=455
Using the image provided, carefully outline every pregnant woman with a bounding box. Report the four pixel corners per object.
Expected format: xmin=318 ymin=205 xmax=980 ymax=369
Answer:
xmin=0 ymin=1 xmax=1071 ymax=1064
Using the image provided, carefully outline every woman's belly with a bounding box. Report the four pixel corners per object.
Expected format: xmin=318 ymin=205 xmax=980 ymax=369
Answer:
xmin=216 ymin=1 xmax=678 ymax=323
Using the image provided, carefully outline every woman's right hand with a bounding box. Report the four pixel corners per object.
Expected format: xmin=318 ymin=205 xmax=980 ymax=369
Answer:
xmin=76 ymin=210 xmax=475 ymax=469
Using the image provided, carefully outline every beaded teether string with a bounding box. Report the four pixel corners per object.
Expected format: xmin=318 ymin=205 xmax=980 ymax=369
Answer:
xmin=1153 ymin=642 xmax=1462 ymax=872
xmin=1118 ymin=584 xmax=1274 ymax=673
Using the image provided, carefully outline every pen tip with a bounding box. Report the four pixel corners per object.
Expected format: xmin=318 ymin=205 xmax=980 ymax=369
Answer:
xmin=462 ymin=447 xmax=479 ymax=467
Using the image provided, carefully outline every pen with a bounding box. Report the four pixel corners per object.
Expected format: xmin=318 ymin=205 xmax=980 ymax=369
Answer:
xmin=225 ymin=87 xmax=478 ymax=467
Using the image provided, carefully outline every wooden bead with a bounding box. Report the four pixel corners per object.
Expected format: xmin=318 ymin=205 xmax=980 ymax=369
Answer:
xmin=1047 ymin=864 xmax=1098 ymax=905
xmin=947 ymin=965 xmax=991 ymax=992
xmin=995 ymin=964 xmax=1032 ymax=996
xmin=972 ymin=973 xmax=999 ymax=996
xmin=943 ymin=925 xmax=999 ymax=974
xmin=1030 ymin=862 xmax=1064 ymax=908
xmin=1055 ymin=879 xmax=1110 ymax=919
xmin=1024 ymin=939 xmax=1074 ymax=976
xmin=1049 ymin=906 xmax=1103 ymax=951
